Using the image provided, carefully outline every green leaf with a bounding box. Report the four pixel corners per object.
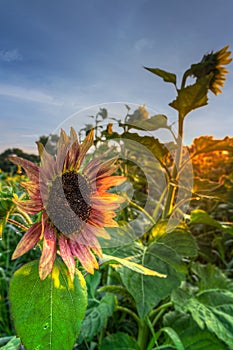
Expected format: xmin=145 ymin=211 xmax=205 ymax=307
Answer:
xmin=191 ymin=262 xmax=233 ymax=291
xmin=78 ymin=293 xmax=115 ymax=343
xmin=164 ymin=311 xmax=227 ymax=350
xmin=9 ymin=258 xmax=87 ymax=350
xmin=150 ymin=221 xmax=198 ymax=258
xmin=85 ymin=270 xmax=101 ymax=299
xmin=169 ymin=75 xmax=211 ymax=118
xmin=144 ymin=67 xmax=177 ymax=85
xmin=190 ymin=209 xmax=224 ymax=229
xmin=100 ymin=253 xmax=167 ymax=278
xmin=172 ymin=288 xmax=233 ymax=348
xmin=100 ymin=332 xmax=140 ymax=350
xmin=121 ymin=132 xmax=175 ymax=166
xmin=0 ymin=336 xmax=21 ymax=350
xmin=125 ymin=114 xmax=169 ymax=131
xmin=117 ymin=242 xmax=183 ymax=318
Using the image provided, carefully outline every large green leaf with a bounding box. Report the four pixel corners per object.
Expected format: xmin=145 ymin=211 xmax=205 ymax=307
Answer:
xmin=9 ymin=258 xmax=87 ymax=350
xmin=172 ymin=288 xmax=233 ymax=348
xmin=100 ymin=332 xmax=140 ymax=350
xmin=169 ymin=76 xmax=211 ymax=118
xmin=78 ymin=293 xmax=115 ymax=343
xmin=163 ymin=311 xmax=227 ymax=350
xmin=144 ymin=67 xmax=177 ymax=85
xmin=117 ymin=242 xmax=184 ymax=318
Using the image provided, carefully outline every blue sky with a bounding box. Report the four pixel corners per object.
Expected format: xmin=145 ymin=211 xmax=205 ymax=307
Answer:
xmin=0 ymin=0 xmax=233 ymax=152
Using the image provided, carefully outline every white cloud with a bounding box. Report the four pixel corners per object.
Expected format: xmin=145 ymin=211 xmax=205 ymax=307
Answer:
xmin=0 ymin=83 xmax=63 ymax=106
xmin=0 ymin=48 xmax=22 ymax=62
xmin=134 ymin=38 xmax=153 ymax=52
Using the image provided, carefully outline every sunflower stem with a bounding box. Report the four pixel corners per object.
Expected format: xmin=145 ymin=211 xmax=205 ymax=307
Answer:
xmin=162 ymin=112 xmax=184 ymax=219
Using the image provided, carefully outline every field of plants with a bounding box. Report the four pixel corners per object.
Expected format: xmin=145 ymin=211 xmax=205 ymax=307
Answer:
xmin=0 ymin=46 xmax=233 ymax=350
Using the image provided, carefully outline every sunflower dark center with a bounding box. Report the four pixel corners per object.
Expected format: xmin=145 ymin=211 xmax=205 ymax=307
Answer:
xmin=46 ymin=171 xmax=92 ymax=236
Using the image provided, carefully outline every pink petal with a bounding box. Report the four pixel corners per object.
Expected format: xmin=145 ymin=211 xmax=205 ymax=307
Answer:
xmin=8 ymin=156 xmax=39 ymax=183
xmin=74 ymin=129 xmax=94 ymax=171
xmin=39 ymin=221 xmax=57 ymax=280
xmin=83 ymin=156 xmax=118 ymax=182
xmin=14 ymin=199 xmax=43 ymax=214
xmin=12 ymin=222 xmax=42 ymax=259
xmin=59 ymin=235 xmax=76 ymax=279
xmin=56 ymin=129 xmax=70 ymax=173
xmin=77 ymin=225 xmax=103 ymax=257
xmin=69 ymin=240 xmax=98 ymax=274
xmin=36 ymin=142 xmax=56 ymax=180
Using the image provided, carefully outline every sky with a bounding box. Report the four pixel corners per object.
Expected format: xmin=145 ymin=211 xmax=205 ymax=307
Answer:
xmin=0 ymin=0 xmax=233 ymax=153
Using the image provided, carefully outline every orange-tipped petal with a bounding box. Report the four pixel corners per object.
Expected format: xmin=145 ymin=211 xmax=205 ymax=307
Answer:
xmin=59 ymin=235 xmax=76 ymax=279
xmin=64 ymin=139 xmax=80 ymax=170
xmin=96 ymin=176 xmax=127 ymax=192
xmin=12 ymin=222 xmax=42 ymax=260
xmin=39 ymin=221 xmax=57 ymax=280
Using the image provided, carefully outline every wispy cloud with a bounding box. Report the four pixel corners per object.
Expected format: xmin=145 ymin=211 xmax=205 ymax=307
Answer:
xmin=0 ymin=48 xmax=22 ymax=62
xmin=0 ymin=84 xmax=63 ymax=106
xmin=134 ymin=38 xmax=153 ymax=52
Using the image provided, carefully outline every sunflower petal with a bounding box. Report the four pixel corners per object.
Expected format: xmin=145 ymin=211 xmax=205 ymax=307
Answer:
xmin=75 ymin=129 xmax=94 ymax=170
xmin=12 ymin=222 xmax=42 ymax=259
xmin=39 ymin=221 xmax=57 ymax=280
xmin=96 ymin=176 xmax=127 ymax=192
xmin=59 ymin=235 xmax=76 ymax=279
xmin=69 ymin=240 xmax=98 ymax=274
xmin=56 ymin=129 xmax=70 ymax=173
xmin=8 ymin=156 xmax=39 ymax=183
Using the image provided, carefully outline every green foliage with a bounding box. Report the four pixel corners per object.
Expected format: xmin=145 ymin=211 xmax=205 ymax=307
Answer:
xmin=169 ymin=75 xmax=211 ymax=118
xmin=115 ymin=236 xmax=192 ymax=318
xmin=78 ymin=293 xmax=115 ymax=343
xmin=9 ymin=259 xmax=87 ymax=350
xmin=163 ymin=311 xmax=227 ymax=349
xmin=100 ymin=332 xmax=140 ymax=350
xmin=172 ymin=288 xmax=233 ymax=348
xmin=0 ymin=336 xmax=21 ymax=349
xmin=1 ymin=45 xmax=233 ymax=349
xmin=144 ymin=67 xmax=177 ymax=85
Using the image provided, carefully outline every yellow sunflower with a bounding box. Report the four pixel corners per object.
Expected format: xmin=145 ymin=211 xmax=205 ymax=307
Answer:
xmin=9 ymin=128 xmax=126 ymax=280
xmin=190 ymin=45 xmax=232 ymax=95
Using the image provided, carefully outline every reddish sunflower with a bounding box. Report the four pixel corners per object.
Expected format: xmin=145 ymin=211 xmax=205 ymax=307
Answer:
xmin=9 ymin=128 xmax=126 ymax=280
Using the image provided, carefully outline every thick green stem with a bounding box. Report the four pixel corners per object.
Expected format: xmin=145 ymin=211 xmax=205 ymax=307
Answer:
xmin=137 ymin=320 xmax=150 ymax=350
xmin=162 ymin=112 xmax=184 ymax=219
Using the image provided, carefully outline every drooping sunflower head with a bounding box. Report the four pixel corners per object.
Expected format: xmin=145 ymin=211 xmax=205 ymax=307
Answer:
xmin=190 ymin=45 xmax=232 ymax=94
xmin=9 ymin=128 xmax=127 ymax=280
